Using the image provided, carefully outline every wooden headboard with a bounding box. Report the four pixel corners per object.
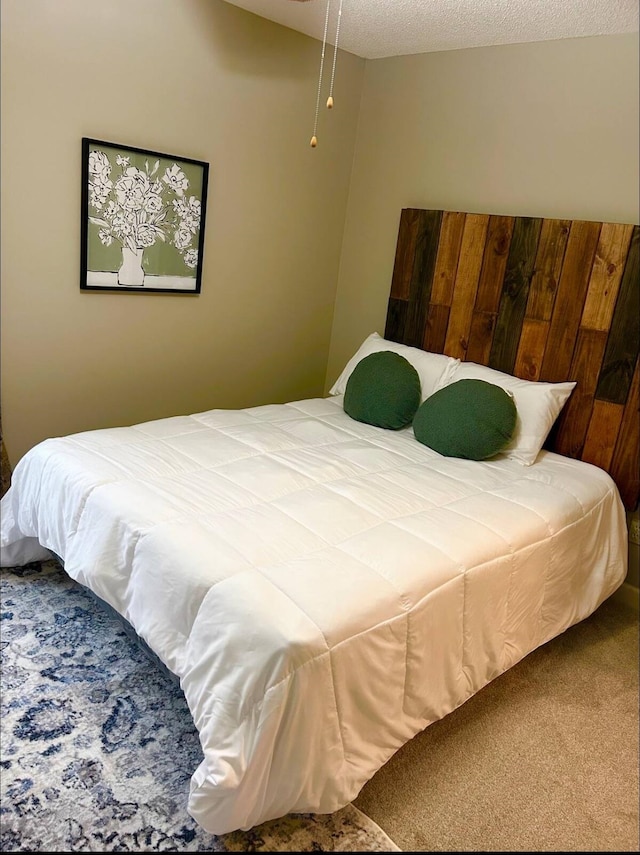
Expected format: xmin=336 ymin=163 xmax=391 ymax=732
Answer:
xmin=384 ymin=209 xmax=639 ymax=509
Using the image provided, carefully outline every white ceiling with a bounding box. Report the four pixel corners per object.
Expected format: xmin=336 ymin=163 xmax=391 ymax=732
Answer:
xmin=222 ymin=0 xmax=639 ymax=60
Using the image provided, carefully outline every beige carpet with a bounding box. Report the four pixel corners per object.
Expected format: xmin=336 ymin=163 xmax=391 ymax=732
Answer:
xmin=354 ymin=594 xmax=639 ymax=852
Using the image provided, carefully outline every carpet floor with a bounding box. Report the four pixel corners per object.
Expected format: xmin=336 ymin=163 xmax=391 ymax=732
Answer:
xmin=354 ymin=590 xmax=639 ymax=852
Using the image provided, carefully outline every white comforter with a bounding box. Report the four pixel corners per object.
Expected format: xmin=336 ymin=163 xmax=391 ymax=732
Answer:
xmin=0 ymin=396 xmax=627 ymax=833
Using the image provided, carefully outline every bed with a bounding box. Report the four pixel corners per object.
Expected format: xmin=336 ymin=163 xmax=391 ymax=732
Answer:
xmin=1 ymin=208 xmax=637 ymax=836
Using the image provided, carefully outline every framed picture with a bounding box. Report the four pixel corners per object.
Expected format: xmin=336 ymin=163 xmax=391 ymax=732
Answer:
xmin=80 ymin=138 xmax=209 ymax=293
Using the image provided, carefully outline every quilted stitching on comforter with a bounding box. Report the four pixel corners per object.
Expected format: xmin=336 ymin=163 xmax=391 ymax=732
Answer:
xmin=0 ymin=396 xmax=627 ymax=833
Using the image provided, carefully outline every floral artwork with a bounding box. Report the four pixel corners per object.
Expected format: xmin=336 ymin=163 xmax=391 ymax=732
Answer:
xmin=80 ymin=139 xmax=209 ymax=293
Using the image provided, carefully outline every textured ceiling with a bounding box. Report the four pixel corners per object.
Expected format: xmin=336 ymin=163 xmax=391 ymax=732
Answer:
xmin=222 ymin=0 xmax=639 ymax=59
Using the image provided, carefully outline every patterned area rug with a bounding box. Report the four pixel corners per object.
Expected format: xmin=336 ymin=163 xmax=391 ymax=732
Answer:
xmin=0 ymin=560 xmax=400 ymax=852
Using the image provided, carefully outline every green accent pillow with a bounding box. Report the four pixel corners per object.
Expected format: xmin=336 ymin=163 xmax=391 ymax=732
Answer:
xmin=413 ymin=379 xmax=517 ymax=460
xmin=344 ymin=351 xmax=421 ymax=430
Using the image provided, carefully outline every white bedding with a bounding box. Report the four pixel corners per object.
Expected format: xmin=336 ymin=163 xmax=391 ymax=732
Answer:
xmin=0 ymin=396 xmax=627 ymax=833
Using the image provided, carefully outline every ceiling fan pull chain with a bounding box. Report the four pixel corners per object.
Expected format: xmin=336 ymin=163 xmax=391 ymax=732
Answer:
xmin=327 ymin=0 xmax=343 ymax=109
xmin=310 ymin=0 xmax=332 ymax=147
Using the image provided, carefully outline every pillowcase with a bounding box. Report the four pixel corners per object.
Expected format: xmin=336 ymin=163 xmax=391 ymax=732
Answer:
xmin=330 ymin=332 xmax=460 ymax=402
xmin=412 ymin=379 xmax=517 ymax=460
xmin=435 ymin=361 xmax=576 ymax=466
xmin=344 ymin=351 xmax=421 ymax=430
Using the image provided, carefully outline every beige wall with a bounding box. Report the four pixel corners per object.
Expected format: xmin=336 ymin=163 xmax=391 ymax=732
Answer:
xmin=0 ymin=0 xmax=364 ymax=466
xmin=326 ymin=34 xmax=640 ymax=391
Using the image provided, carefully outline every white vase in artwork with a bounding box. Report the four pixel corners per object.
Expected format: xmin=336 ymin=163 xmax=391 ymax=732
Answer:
xmin=117 ymin=246 xmax=145 ymax=286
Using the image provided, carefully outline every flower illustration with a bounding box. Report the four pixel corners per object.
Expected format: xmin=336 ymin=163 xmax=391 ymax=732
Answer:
xmin=183 ymin=249 xmax=198 ymax=269
xmin=162 ymin=164 xmax=189 ymax=195
xmin=87 ymin=148 xmax=202 ymax=285
xmin=88 ymin=150 xmax=111 ymax=183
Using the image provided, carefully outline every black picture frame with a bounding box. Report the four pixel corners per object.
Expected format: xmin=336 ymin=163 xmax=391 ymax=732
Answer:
xmin=80 ymin=138 xmax=209 ymax=294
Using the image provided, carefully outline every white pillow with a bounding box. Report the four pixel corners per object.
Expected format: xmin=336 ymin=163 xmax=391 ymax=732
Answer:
xmin=330 ymin=333 xmax=460 ymax=402
xmin=437 ymin=361 xmax=576 ymax=466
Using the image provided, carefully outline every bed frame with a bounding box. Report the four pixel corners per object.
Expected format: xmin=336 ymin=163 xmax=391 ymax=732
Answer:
xmin=384 ymin=209 xmax=639 ymax=509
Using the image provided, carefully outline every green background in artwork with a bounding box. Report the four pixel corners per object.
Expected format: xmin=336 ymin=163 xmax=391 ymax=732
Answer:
xmin=86 ymin=143 xmax=204 ymax=277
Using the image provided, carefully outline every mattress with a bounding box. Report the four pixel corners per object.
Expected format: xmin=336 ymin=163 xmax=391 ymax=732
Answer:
xmin=0 ymin=395 xmax=627 ymax=833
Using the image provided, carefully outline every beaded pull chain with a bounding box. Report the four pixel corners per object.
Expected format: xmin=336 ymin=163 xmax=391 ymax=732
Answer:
xmin=310 ymin=0 xmax=344 ymax=147
xmin=326 ymin=0 xmax=343 ymax=110
xmin=310 ymin=0 xmax=332 ymax=148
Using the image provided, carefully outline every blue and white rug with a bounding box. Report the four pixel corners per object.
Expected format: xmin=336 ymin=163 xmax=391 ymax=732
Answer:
xmin=0 ymin=559 xmax=400 ymax=852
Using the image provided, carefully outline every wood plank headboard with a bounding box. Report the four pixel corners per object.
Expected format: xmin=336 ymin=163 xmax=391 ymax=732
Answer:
xmin=384 ymin=209 xmax=639 ymax=509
